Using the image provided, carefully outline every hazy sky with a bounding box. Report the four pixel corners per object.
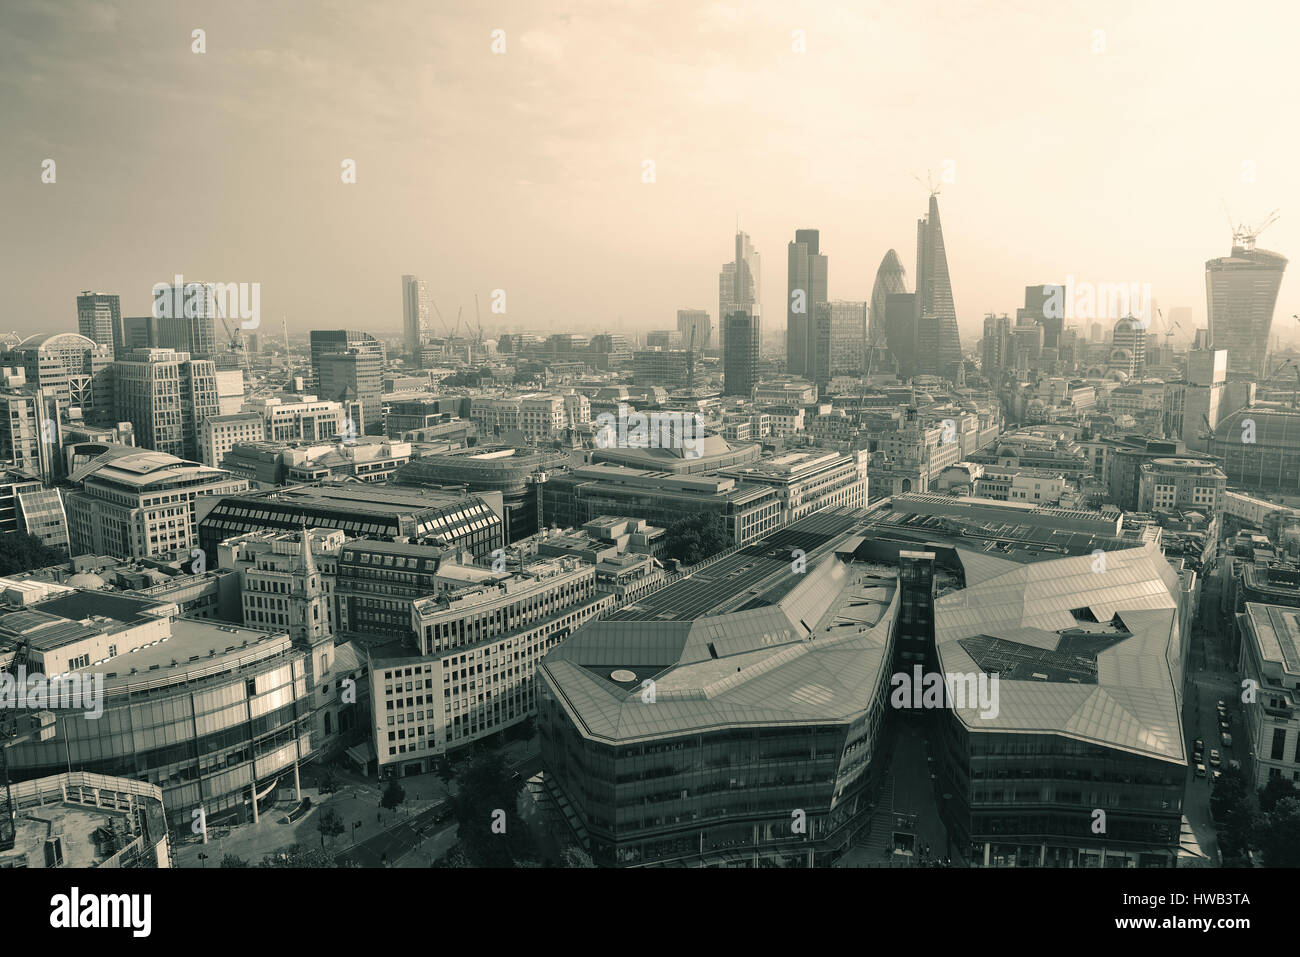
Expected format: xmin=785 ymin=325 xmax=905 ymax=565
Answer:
xmin=4 ymin=0 xmax=1299 ymax=345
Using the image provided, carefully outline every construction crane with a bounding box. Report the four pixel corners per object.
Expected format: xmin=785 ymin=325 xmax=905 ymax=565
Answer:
xmin=0 ymin=641 xmax=56 ymax=852
xmin=473 ymin=294 xmax=485 ymax=346
xmin=1223 ymin=202 xmax=1281 ymax=251
xmin=431 ymin=300 xmax=456 ymax=340
xmin=213 ymin=307 xmax=254 ymax=381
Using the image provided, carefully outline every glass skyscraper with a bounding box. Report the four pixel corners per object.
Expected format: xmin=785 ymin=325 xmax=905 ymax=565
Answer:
xmin=914 ymin=195 xmax=962 ymax=377
xmin=1206 ymin=241 xmax=1288 ymax=378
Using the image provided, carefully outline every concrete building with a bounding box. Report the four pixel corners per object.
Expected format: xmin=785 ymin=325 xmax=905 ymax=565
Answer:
xmin=1238 ymin=603 xmax=1300 ymax=789
xmin=198 ymin=484 xmax=505 ymax=565
xmin=1 ymin=771 xmax=170 ymax=869
xmin=75 ymin=291 xmax=122 ymax=356
xmin=66 ymin=449 xmax=249 ymax=561
xmin=717 ymin=449 xmax=868 ymax=525
xmin=723 ymin=309 xmax=761 ymax=397
xmin=200 ymin=412 xmax=265 ymax=467
xmin=309 ymin=330 xmax=385 ymax=434
xmin=372 ymin=557 xmax=613 ymax=775
xmin=1137 ymin=457 xmax=1226 ymax=513
xmin=4 ymin=332 xmax=114 ymax=421
xmin=542 ymin=464 xmax=781 ymax=547
xmin=113 ymin=348 xmax=219 ymax=461
xmin=0 ymin=589 xmax=328 ymax=832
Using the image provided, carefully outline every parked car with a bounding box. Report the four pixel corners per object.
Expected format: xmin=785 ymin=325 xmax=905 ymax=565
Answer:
xmin=1195 ymin=762 xmax=1207 ymax=778
xmin=1194 ymin=737 xmax=1204 ymax=753
xmin=1209 ymin=749 xmax=1221 ymax=768
xmin=1217 ymin=699 xmax=1227 ymax=712
xmin=1213 ymin=769 xmax=1222 ymax=781
xmin=1222 ymin=732 xmax=1233 ymax=747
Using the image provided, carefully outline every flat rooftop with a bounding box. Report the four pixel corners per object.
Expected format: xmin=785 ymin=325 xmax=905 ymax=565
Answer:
xmin=610 ymin=508 xmax=867 ymax=622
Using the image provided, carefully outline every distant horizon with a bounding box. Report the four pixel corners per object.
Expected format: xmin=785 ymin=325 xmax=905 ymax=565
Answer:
xmin=5 ymin=0 xmax=1298 ymax=348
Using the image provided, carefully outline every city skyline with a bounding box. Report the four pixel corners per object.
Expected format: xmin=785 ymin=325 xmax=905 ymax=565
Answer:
xmin=4 ymin=0 xmax=1300 ymax=343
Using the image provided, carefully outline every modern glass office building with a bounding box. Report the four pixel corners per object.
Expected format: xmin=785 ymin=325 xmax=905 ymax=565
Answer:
xmin=538 ymin=510 xmax=899 ymax=867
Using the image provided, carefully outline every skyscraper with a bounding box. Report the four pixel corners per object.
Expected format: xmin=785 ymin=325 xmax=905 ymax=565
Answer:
xmin=981 ymin=313 xmax=1013 ymax=375
xmin=914 ymin=195 xmax=961 ymax=377
xmin=152 ymin=280 xmax=218 ymax=358
xmin=812 ymin=300 xmax=868 ymax=392
xmin=113 ymin=348 xmax=219 ymax=460
xmin=1020 ymin=285 xmax=1062 ymax=349
xmin=786 ymin=229 xmax=827 ymax=378
xmin=719 ymin=231 xmax=760 ymax=352
xmin=402 ymin=274 xmax=431 ymax=356
xmin=1110 ymin=316 xmax=1147 ymax=379
xmin=310 ymin=330 xmax=386 ymax=434
xmin=723 ymin=308 xmax=760 ymax=397
xmin=676 ymin=309 xmax=711 ymax=352
xmin=869 ymin=250 xmax=908 ymax=347
xmin=1206 ymin=239 xmax=1288 ymax=379
xmin=884 ymin=292 xmax=917 ymax=378
xmin=76 ymin=292 xmax=122 ymax=356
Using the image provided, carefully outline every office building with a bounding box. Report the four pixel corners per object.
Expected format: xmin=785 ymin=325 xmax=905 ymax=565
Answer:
xmin=75 ymin=291 xmax=122 ymax=356
xmin=1210 ymin=408 xmax=1300 ymax=492
xmin=0 ymin=385 xmax=62 ymax=483
xmin=716 ymin=449 xmax=868 ymax=524
xmin=1163 ymin=349 xmax=1227 ymax=452
xmin=0 ymin=589 xmax=326 ymax=832
xmin=914 ymin=195 xmax=961 ymax=377
xmin=3 ymin=333 xmax=115 ymax=421
xmin=1137 ymin=457 xmax=1226 ymax=512
xmin=541 ymin=464 xmax=781 ymax=546
xmin=198 ymin=484 xmax=505 ymax=564
xmin=675 ymin=309 xmax=711 ymax=352
xmin=310 ymin=330 xmax=385 ymax=434
xmin=812 ymin=300 xmax=868 ymax=390
xmin=1110 ymin=316 xmax=1147 ymax=378
xmin=113 ymin=348 xmax=219 ymax=461
xmin=402 ymin=274 xmax=431 ymax=356
xmin=151 ymin=280 xmax=219 ymax=358
xmin=786 ymin=229 xmax=828 ymax=377
xmin=65 ymin=449 xmax=249 ymax=560
xmin=719 ymin=230 xmax=760 ymax=352
xmin=373 ymin=557 xmax=613 ymax=774
xmin=870 ymin=249 xmax=908 ymax=349
xmin=200 ymin=412 xmax=265 ymax=467
xmin=538 ymin=509 xmax=898 ymax=866
xmin=723 ymin=309 xmax=760 ymax=397
xmin=1 ymin=771 xmax=170 ymax=869
xmin=1238 ymin=603 xmax=1300 ymax=789
xmin=632 ymin=350 xmax=699 ymax=390
xmin=1206 ymin=239 xmax=1288 ymax=378
xmin=394 ymin=445 xmax=568 ymax=544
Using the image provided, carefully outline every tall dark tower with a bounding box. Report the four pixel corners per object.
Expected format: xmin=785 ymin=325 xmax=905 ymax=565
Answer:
xmin=786 ymin=229 xmax=828 ymax=378
xmin=723 ymin=308 xmax=760 ymax=397
xmin=914 ymin=194 xmax=961 ymax=377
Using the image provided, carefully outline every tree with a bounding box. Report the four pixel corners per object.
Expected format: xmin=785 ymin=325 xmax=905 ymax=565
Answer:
xmin=451 ymin=752 xmax=538 ymax=867
xmin=560 ymin=845 xmax=596 ymax=868
xmin=381 ymin=776 xmax=406 ymax=811
xmin=220 ymin=854 xmax=250 ymax=868
xmin=317 ymin=807 xmax=345 ymax=848
xmin=259 ymin=844 xmax=353 ymax=867
xmin=0 ymin=532 xmax=61 ymax=576
xmin=1259 ymin=777 xmax=1297 ymax=814
xmin=1210 ymin=764 xmax=1250 ymax=823
xmin=664 ymin=513 xmax=729 ymax=566
xmin=1259 ymin=797 xmax=1300 ymax=867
